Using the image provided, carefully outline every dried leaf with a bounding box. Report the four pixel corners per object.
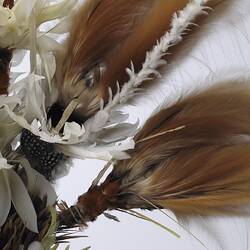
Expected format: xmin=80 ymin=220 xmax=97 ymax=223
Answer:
xmin=7 ymin=169 xmax=38 ymax=233
xmin=0 ymin=171 xmax=11 ymax=227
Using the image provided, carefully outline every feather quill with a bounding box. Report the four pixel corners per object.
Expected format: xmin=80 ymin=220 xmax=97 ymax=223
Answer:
xmin=60 ymin=82 xmax=250 ymax=227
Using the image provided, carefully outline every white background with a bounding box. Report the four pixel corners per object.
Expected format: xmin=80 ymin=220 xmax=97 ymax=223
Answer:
xmin=55 ymin=1 xmax=250 ymax=249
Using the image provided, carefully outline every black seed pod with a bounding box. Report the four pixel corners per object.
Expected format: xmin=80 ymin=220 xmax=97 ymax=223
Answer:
xmin=20 ymin=129 xmax=64 ymax=181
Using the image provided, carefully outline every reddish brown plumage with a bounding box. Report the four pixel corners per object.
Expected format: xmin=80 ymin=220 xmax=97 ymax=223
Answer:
xmin=0 ymin=48 xmax=12 ymax=95
xmin=52 ymin=0 xmax=225 ymax=126
xmin=60 ymin=0 xmax=155 ymax=116
xmin=0 ymin=1 xmax=14 ymax=95
xmin=99 ymin=0 xmax=191 ymax=100
xmin=59 ymin=82 xmax=250 ymax=227
xmin=55 ymin=0 xmax=212 ymax=124
xmin=3 ymin=0 xmax=14 ymax=9
xmin=114 ymin=83 xmax=250 ymax=215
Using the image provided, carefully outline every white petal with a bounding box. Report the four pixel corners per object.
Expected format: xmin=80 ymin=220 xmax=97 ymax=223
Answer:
xmin=63 ymin=122 xmax=85 ymax=139
xmin=0 ymin=153 xmax=13 ymax=170
xmin=106 ymin=111 xmax=129 ymax=126
xmin=12 ymin=49 xmax=27 ymax=67
xmin=0 ymin=171 xmax=11 ymax=227
xmin=7 ymin=169 xmax=38 ymax=233
xmin=13 ymin=0 xmax=38 ymax=21
xmin=45 ymin=16 xmax=72 ymax=34
xmin=21 ymin=158 xmax=57 ymax=206
xmin=98 ymin=121 xmax=139 ymax=143
xmin=0 ymin=122 xmax=21 ymax=151
xmin=89 ymin=110 xmax=110 ymax=132
xmin=27 ymin=241 xmax=43 ymax=250
xmin=0 ymin=95 xmax=21 ymax=106
xmin=56 ymin=144 xmax=113 ymax=161
xmin=110 ymin=151 xmax=131 ymax=160
xmin=37 ymin=35 xmax=64 ymax=54
xmin=36 ymin=0 xmax=77 ymax=25
xmin=56 ymin=139 xmax=135 ymax=161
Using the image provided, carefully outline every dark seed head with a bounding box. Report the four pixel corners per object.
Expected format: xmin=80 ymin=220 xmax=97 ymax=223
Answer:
xmin=20 ymin=129 xmax=64 ymax=181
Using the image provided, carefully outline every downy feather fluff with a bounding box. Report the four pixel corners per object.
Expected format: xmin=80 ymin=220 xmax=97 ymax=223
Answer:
xmin=60 ymin=82 xmax=250 ymax=226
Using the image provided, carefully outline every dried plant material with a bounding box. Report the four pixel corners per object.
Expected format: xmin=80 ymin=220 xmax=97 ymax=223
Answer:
xmin=54 ymin=0 xmax=218 ymax=123
xmin=0 ymin=0 xmax=241 ymax=249
xmin=0 ymin=48 xmax=12 ymax=95
xmin=3 ymin=0 xmax=14 ymax=9
xmin=59 ymin=81 xmax=250 ymax=230
xmin=57 ymin=0 xmax=213 ymax=162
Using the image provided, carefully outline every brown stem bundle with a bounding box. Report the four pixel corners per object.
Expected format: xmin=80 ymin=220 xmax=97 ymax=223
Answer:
xmin=60 ymin=82 xmax=250 ymax=227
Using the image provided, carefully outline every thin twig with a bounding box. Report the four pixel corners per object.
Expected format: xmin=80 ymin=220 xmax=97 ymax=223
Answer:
xmin=54 ymin=99 xmax=79 ymax=133
xmin=117 ymin=208 xmax=180 ymax=238
xmin=136 ymin=125 xmax=186 ymax=144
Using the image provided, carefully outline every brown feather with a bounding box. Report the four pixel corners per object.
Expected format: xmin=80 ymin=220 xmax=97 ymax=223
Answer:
xmin=60 ymin=0 xmax=154 ymax=113
xmin=60 ymin=82 xmax=250 ymax=227
xmin=0 ymin=49 xmax=12 ymax=95
xmin=54 ymin=0 xmax=221 ymax=125
xmin=3 ymin=0 xmax=14 ymax=9
xmin=99 ymin=0 xmax=191 ymax=100
xmin=111 ymin=83 xmax=250 ymax=215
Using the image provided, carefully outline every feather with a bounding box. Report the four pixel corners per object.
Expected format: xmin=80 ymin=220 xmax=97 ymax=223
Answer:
xmin=57 ymin=0 xmax=154 ymax=117
xmin=53 ymin=0 xmax=222 ymax=126
xmin=3 ymin=0 xmax=14 ymax=9
xmin=111 ymin=83 xmax=250 ymax=215
xmin=59 ymin=82 xmax=250 ymax=227
xmin=0 ymin=48 xmax=12 ymax=95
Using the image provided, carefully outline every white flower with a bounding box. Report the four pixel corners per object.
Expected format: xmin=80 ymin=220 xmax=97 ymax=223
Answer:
xmin=4 ymin=0 xmax=209 ymax=162
xmin=0 ymin=0 xmax=77 ymax=49
xmin=52 ymin=0 xmax=210 ymax=160
xmin=0 ymin=152 xmax=57 ymax=231
xmin=63 ymin=122 xmax=86 ymax=140
xmin=0 ymin=153 xmax=38 ymax=232
xmin=27 ymin=241 xmax=43 ymax=250
xmin=0 ymin=153 xmax=12 ymax=169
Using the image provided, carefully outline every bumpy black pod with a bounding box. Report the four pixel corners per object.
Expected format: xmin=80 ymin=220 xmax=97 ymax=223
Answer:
xmin=20 ymin=129 xmax=64 ymax=181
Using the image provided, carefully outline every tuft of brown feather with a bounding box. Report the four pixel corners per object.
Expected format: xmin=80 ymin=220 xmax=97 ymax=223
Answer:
xmin=112 ymin=83 xmax=250 ymax=215
xmin=52 ymin=0 xmax=225 ymax=126
xmin=54 ymin=0 xmax=218 ymax=125
xmin=0 ymin=48 xmax=12 ymax=95
xmin=60 ymin=82 xmax=250 ymax=227
xmin=3 ymin=0 xmax=14 ymax=9
xmin=58 ymin=0 xmax=155 ymax=120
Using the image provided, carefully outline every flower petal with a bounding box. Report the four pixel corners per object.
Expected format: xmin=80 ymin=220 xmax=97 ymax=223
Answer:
xmin=7 ymin=169 xmax=38 ymax=233
xmin=97 ymin=121 xmax=139 ymax=143
xmin=0 ymin=171 xmax=11 ymax=227
xmin=36 ymin=0 xmax=77 ymax=25
xmin=0 ymin=153 xmax=13 ymax=170
xmin=13 ymin=0 xmax=38 ymax=21
xmin=27 ymin=241 xmax=43 ymax=250
xmin=21 ymin=158 xmax=57 ymax=206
